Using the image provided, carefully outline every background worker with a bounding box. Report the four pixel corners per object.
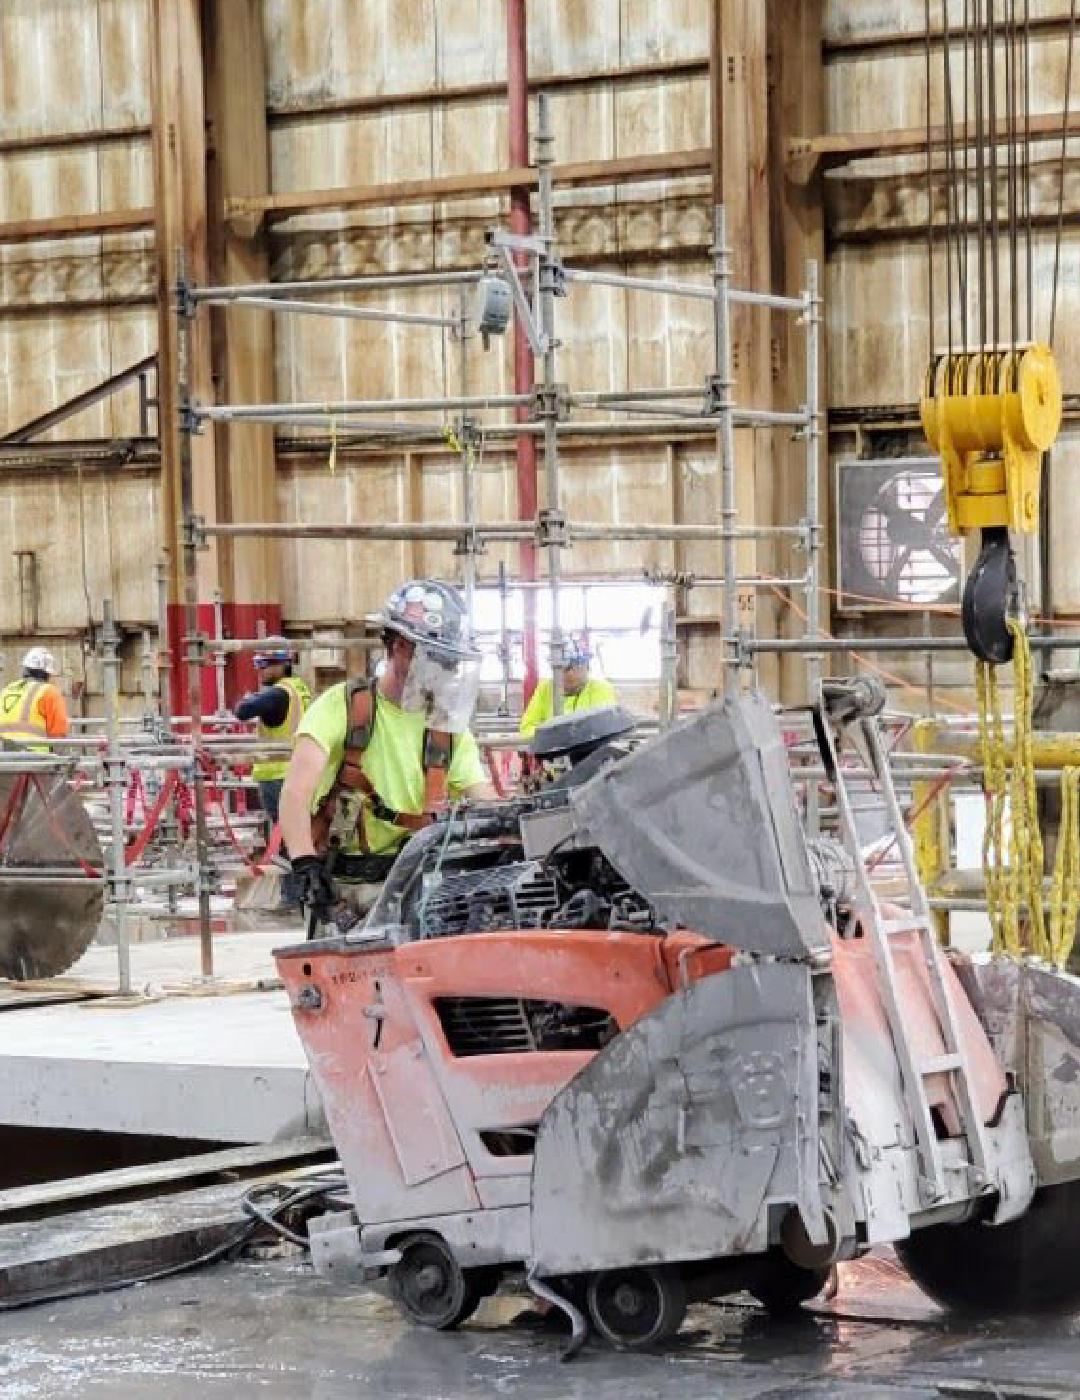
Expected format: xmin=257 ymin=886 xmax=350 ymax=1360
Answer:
xmin=519 ymin=635 xmax=616 ymax=739
xmin=280 ymin=580 xmax=495 ymax=927
xmin=0 ymin=648 xmax=69 ymax=750
xmin=235 ymin=643 xmax=311 ymax=907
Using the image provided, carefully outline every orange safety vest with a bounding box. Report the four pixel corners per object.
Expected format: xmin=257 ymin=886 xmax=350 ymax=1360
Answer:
xmin=311 ymin=678 xmax=451 ymax=854
xmin=0 ymin=679 xmax=51 ymax=751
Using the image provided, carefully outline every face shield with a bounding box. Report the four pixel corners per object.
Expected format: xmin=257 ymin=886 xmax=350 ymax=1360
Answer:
xmin=399 ymin=643 xmax=482 ymax=733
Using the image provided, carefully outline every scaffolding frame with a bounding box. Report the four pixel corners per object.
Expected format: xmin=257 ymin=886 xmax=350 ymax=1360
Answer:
xmin=176 ymin=93 xmax=823 ymax=723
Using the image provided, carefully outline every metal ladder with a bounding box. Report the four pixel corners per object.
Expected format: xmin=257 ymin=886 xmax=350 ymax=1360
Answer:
xmin=819 ymin=696 xmax=991 ymax=1206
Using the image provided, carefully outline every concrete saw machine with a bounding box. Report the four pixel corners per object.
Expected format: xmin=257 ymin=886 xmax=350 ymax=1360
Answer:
xmin=277 ymin=681 xmax=1080 ymax=1349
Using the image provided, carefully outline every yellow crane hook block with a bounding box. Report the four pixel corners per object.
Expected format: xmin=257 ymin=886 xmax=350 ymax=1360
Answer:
xmin=921 ymin=345 xmax=1062 ymax=536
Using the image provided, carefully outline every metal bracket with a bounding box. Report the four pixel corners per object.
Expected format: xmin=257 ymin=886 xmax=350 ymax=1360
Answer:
xmin=174 ymin=275 xmax=197 ymax=321
xmin=453 ymin=525 xmax=485 ymax=560
xmin=540 ymin=255 xmax=566 ymax=299
xmin=487 ymin=228 xmax=547 ymax=256
xmin=531 ymin=383 xmax=568 ymax=421
xmin=704 ymin=374 xmax=733 ymax=416
xmin=489 ymin=239 xmax=550 ymax=356
xmin=184 ymin=630 xmax=210 ymax=667
xmin=793 ymin=518 xmax=821 ymax=555
xmin=733 ymin=629 xmax=754 ymax=670
xmin=537 ymin=509 xmax=569 ymax=549
xmin=179 ymin=396 xmax=203 ymax=436
xmin=183 ymin=515 xmax=208 ymax=551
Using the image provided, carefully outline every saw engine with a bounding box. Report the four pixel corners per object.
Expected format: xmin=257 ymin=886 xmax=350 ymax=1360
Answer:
xmin=277 ymin=687 xmax=1080 ymax=1351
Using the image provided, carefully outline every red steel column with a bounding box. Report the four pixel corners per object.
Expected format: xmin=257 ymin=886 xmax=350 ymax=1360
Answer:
xmin=507 ymin=0 xmax=539 ymax=703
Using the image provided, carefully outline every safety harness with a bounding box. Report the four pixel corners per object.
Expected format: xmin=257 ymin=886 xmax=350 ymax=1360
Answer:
xmin=311 ymin=678 xmax=452 ymax=855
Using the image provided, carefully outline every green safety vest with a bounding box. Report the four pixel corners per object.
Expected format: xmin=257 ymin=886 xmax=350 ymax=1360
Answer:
xmin=252 ymin=676 xmax=311 ymax=782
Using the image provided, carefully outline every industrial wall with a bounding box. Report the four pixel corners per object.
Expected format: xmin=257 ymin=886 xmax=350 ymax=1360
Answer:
xmin=1 ymin=0 xmax=1077 ymax=710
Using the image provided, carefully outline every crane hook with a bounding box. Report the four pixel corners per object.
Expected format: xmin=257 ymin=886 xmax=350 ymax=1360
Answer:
xmin=962 ymin=526 xmax=1018 ymax=665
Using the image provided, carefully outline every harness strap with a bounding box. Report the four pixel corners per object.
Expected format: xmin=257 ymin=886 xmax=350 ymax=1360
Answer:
xmin=311 ymin=680 xmax=453 ymax=854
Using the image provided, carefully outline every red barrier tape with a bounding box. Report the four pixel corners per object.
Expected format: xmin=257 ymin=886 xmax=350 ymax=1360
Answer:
xmin=196 ymin=750 xmax=282 ymax=876
xmin=0 ymin=774 xmax=29 ymax=856
xmin=124 ymin=769 xmax=180 ymax=868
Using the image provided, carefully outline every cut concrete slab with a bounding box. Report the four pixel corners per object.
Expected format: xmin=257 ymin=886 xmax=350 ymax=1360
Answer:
xmin=0 ymin=984 xmax=322 ymax=1143
xmin=0 ymin=1136 xmax=334 ymax=1222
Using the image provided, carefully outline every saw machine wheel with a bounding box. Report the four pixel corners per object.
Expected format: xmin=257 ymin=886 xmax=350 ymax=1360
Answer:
xmin=387 ymin=1232 xmax=485 ymax=1330
xmin=585 ymin=1265 xmax=687 ymax=1349
xmin=896 ymin=1182 xmax=1080 ymax=1316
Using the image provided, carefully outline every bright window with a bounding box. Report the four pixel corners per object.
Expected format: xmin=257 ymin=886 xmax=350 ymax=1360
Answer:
xmin=471 ymin=581 xmax=663 ymax=682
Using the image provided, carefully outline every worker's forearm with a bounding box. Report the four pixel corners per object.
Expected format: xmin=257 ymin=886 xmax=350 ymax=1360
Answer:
xmin=279 ymin=781 xmax=317 ymax=858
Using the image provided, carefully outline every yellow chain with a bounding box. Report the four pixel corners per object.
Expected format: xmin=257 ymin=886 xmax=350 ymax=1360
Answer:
xmin=1009 ymin=623 xmax=1048 ymax=958
xmin=1050 ymin=767 xmax=1080 ymax=967
xmin=976 ymin=623 xmax=1080 ymax=966
xmin=976 ymin=659 xmax=1011 ymax=954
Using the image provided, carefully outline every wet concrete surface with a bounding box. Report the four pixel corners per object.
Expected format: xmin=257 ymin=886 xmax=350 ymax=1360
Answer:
xmin=2 ymin=1252 xmax=1080 ymax=1400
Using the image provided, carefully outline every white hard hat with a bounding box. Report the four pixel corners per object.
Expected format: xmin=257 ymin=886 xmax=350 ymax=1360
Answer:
xmin=22 ymin=647 xmax=56 ymax=676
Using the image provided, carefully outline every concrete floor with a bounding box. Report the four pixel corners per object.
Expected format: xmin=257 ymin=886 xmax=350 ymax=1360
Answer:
xmin=1 ymin=1252 xmax=1078 ymax=1400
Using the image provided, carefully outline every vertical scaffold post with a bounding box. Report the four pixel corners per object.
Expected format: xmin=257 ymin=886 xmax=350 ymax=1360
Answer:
xmin=456 ymin=285 xmax=476 ymax=630
xmin=712 ymin=206 xmax=739 ymax=688
xmin=101 ymin=597 xmax=131 ymax=995
xmin=804 ymin=257 xmax=823 ymax=834
xmin=659 ymin=595 xmax=678 ymax=728
xmin=536 ymin=93 xmax=564 ymax=715
xmin=156 ymin=554 xmax=171 ymax=724
xmin=176 ymin=249 xmax=214 ymax=979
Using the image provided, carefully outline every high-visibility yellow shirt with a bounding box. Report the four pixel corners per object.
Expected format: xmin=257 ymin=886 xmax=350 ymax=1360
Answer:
xmin=519 ymin=677 xmax=617 ymax=738
xmin=296 ymin=682 xmax=485 ymax=855
xmin=0 ymin=678 xmax=68 ymax=752
xmin=252 ymin=676 xmax=311 ymax=782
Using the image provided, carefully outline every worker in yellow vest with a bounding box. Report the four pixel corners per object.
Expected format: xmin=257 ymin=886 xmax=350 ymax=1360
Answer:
xmin=0 ymin=648 xmax=69 ymax=752
xmin=235 ymin=643 xmax=311 ymax=905
xmin=519 ymin=635 xmax=616 ymax=739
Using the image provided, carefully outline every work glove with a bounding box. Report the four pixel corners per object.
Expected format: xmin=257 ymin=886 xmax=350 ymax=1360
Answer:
xmin=291 ymin=854 xmax=337 ymax=925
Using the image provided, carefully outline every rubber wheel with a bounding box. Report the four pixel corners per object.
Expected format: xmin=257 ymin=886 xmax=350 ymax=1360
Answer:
xmin=586 ymin=1265 xmax=687 ymax=1349
xmin=388 ymin=1233 xmax=483 ymax=1330
xmin=749 ymin=1257 xmax=831 ymax=1315
xmin=896 ymin=1182 xmax=1080 ymax=1316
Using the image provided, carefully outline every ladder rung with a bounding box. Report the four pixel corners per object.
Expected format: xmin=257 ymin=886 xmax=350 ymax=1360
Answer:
xmin=921 ymin=1053 xmax=963 ymax=1074
xmin=880 ymin=917 xmax=930 ymax=935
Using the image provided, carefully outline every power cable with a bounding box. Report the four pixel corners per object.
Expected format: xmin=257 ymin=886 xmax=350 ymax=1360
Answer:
xmin=0 ymin=1170 xmax=350 ymax=1313
xmin=1023 ymin=0 xmax=1033 ymax=341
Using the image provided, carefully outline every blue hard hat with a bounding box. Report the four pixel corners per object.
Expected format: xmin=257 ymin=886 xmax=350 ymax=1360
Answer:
xmin=253 ymin=642 xmax=294 ymax=668
xmin=562 ymin=635 xmax=592 ymax=667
